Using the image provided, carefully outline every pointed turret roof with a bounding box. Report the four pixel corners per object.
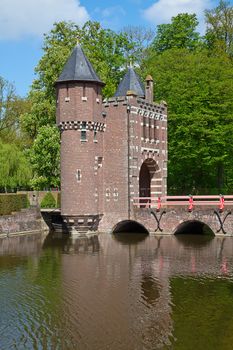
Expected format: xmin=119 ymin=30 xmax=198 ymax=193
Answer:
xmin=114 ymin=67 xmax=145 ymax=97
xmin=56 ymin=44 xmax=104 ymax=85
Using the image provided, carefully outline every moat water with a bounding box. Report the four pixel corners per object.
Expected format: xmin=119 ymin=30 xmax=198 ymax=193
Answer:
xmin=1 ymin=232 xmax=233 ymax=349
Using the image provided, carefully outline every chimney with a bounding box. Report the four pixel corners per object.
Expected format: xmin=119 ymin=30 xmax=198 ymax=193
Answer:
xmin=145 ymin=75 xmax=154 ymax=103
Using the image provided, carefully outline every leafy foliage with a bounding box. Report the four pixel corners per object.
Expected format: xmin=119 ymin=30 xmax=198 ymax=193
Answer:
xmin=0 ymin=141 xmax=32 ymax=191
xmin=120 ymin=26 xmax=155 ymax=66
xmin=29 ymin=126 xmax=60 ymax=190
xmin=205 ymin=0 xmax=233 ymax=56
xmin=0 ymin=194 xmax=29 ymax=215
xmin=40 ymin=192 xmax=56 ymax=209
xmin=152 ymin=13 xmax=201 ymax=53
xmin=143 ymin=47 xmax=233 ymax=193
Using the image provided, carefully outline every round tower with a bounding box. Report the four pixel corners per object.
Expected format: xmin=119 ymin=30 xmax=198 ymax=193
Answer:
xmin=55 ymin=44 xmax=105 ymax=233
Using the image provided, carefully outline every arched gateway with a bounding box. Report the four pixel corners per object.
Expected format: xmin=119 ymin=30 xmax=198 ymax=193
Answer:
xmin=139 ymin=159 xmax=160 ymax=199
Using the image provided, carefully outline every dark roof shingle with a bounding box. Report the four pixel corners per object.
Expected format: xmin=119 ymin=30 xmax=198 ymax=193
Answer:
xmin=114 ymin=67 xmax=145 ymax=97
xmin=56 ymin=44 xmax=104 ymax=85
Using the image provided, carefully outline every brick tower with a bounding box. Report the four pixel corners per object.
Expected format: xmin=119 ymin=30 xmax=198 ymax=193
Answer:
xmin=55 ymin=44 xmax=106 ymax=232
xmin=56 ymin=44 xmax=167 ymax=234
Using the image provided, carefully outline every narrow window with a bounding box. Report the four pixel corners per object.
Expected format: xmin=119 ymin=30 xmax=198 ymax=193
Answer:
xmin=154 ymin=119 xmax=157 ymax=142
xmin=76 ymin=169 xmax=81 ymax=182
xmin=94 ymin=130 xmax=97 ymax=142
xmin=143 ymin=116 xmax=147 ymax=140
xmin=81 ymin=130 xmax=86 ymax=141
xmin=149 ymin=117 xmax=152 ymax=141
xmin=97 ymin=157 xmax=103 ymax=167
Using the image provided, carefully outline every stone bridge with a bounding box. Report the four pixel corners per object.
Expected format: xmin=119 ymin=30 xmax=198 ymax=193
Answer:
xmin=127 ymin=207 xmax=233 ymax=235
xmin=42 ymin=196 xmax=233 ymax=236
xmin=111 ymin=195 xmax=233 ymax=236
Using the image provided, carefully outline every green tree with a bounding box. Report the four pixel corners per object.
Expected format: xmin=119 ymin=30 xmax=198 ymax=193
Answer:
xmin=29 ymin=126 xmax=60 ymax=190
xmin=205 ymin=1 xmax=233 ymax=56
xmin=0 ymin=77 xmax=16 ymax=134
xmin=143 ymin=48 xmax=233 ymax=194
xmin=120 ymin=26 xmax=155 ymax=66
xmin=0 ymin=77 xmax=31 ymax=144
xmin=40 ymin=192 xmax=56 ymax=208
xmin=152 ymin=13 xmax=201 ymax=53
xmin=0 ymin=142 xmax=32 ymax=191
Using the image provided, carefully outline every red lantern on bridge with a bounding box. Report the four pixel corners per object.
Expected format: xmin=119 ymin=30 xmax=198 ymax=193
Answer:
xmin=219 ymin=195 xmax=225 ymax=212
xmin=188 ymin=195 xmax=194 ymax=212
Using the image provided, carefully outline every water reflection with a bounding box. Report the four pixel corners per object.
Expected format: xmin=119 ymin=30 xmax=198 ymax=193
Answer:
xmin=141 ymin=275 xmax=160 ymax=306
xmin=1 ymin=232 xmax=233 ymax=349
xmin=113 ymin=232 xmax=148 ymax=245
xmin=43 ymin=232 xmax=100 ymax=254
xmin=175 ymin=233 xmax=214 ymax=247
xmin=0 ymin=232 xmax=45 ymax=256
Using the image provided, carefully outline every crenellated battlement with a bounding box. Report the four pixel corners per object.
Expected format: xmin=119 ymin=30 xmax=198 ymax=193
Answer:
xmin=58 ymin=121 xmax=106 ymax=132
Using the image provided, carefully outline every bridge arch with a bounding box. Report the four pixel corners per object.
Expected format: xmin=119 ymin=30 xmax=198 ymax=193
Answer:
xmin=112 ymin=220 xmax=149 ymax=234
xmin=173 ymin=220 xmax=215 ymax=236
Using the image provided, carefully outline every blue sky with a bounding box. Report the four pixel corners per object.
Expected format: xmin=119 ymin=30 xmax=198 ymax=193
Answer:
xmin=0 ymin=0 xmax=227 ymax=97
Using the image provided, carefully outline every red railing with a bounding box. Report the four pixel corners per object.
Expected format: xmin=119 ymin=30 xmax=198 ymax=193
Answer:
xmin=133 ymin=195 xmax=233 ymax=211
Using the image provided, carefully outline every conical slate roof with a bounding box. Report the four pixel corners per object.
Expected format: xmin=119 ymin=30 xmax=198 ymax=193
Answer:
xmin=114 ymin=67 xmax=145 ymax=97
xmin=56 ymin=44 xmax=104 ymax=85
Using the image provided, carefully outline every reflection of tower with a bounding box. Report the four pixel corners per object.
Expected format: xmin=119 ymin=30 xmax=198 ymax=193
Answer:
xmin=55 ymin=44 xmax=105 ymax=233
xmin=60 ymin=234 xmax=174 ymax=349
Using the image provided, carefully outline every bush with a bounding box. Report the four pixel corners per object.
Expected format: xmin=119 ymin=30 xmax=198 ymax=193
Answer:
xmin=40 ymin=192 xmax=56 ymax=209
xmin=0 ymin=194 xmax=30 ymax=215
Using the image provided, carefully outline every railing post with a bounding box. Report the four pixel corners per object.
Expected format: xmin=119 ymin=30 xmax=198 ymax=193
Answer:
xmin=219 ymin=194 xmax=224 ymax=212
xmin=188 ymin=194 xmax=194 ymax=212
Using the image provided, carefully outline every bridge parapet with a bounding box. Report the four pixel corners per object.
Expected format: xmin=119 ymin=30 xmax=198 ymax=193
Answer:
xmin=133 ymin=195 xmax=233 ymax=212
xmin=133 ymin=196 xmax=233 ymax=235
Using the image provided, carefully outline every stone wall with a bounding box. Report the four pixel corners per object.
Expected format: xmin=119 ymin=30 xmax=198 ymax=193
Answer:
xmin=0 ymin=208 xmax=43 ymax=236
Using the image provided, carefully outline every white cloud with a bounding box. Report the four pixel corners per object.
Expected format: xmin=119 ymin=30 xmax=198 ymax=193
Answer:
xmin=143 ymin=0 xmax=212 ymax=31
xmin=101 ymin=6 xmax=126 ymax=18
xmin=0 ymin=0 xmax=89 ymax=40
